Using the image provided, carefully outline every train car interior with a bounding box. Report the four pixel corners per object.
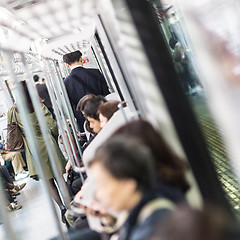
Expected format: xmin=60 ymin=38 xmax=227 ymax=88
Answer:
xmin=0 ymin=0 xmax=240 ymax=239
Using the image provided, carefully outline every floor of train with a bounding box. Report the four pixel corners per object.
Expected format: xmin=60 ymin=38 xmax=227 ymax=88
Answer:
xmin=0 ymin=177 xmax=67 ymax=240
xmin=190 ymin=91 xmax=240 ymax=220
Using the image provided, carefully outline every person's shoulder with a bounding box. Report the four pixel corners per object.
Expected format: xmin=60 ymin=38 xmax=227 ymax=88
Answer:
xmin=36 ymin=83 xmax=46 ymax=89
xmin=86 ymin=68 xmax=101 ymax=74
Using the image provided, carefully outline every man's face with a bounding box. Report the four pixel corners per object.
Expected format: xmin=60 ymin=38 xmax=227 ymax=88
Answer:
xmin=87 ymin=116 xmax=101 ymax=133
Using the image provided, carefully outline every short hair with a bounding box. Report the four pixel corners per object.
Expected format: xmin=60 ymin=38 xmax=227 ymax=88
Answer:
xmin=33 ymin=75 xmax=39 ymax=82
xmin=63 ymin=50 xmax=82 ymax=65
xmin=83 ymin=96 xmax=107 ymax=120
xmin=89 ymin=136 xmax=155 ymax=192
xmin=76 ymin=94 xmax=96 ymax=112
xmin=98 ymin=100 xmax=120 ymax=120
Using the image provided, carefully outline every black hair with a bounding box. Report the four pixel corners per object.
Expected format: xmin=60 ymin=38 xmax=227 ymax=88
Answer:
xmin=89 ymin=136 xmax=155 ymax=192
xmin=20 ymin=80 xmax=35 ymax=113
xmin=83 ymin=96 xmax=107 ymax=120
xmin=76 ymin=94 xmax=96 ymax=112
xmin=33 ymin=75 xmax=39 ymax=82
xmin=63 ymin=50 xmax=82 ymax=65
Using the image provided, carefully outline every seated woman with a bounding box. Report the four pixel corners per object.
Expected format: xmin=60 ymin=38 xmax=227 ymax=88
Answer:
xmin=113 ymin=120 xmax=190 ymax=204
xmin=88 ymin=136 xmax=174 ymax=240
xmin=98 ymin=100 xmax=120 ymax=128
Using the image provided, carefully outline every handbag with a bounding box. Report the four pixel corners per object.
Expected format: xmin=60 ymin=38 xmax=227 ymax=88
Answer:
xmin=4 ymin=109 xmax=24 ymax=151
xmin=66 ymin=168 xmax=81 ymax=198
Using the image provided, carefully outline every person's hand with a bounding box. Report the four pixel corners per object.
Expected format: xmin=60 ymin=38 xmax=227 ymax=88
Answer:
xmin=65 ymin=160 xmax=71 ymax=173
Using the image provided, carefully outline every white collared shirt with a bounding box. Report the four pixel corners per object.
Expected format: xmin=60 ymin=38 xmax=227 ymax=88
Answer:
xmin=71 ymin=65 xmax=83 ymax=71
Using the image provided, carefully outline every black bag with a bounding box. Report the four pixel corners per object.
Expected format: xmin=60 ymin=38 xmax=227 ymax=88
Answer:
xmin=66 ymin=168 xmax=81 ymax=198
xmin=4 ymin=109 xmax=24 ymax=151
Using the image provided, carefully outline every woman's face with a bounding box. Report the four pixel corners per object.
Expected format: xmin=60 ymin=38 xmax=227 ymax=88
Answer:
xmin=90 ymin=162 xmax=137 ymax=212
xmin=99 ymin=113 xmax=108 ymax=128
xmin=87 ymin=116 xmax=101 ymax=134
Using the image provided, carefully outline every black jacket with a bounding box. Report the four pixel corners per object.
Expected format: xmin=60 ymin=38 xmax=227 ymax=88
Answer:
xmin=64 ymin=67 xmax=110 ymax=131
xmin=36 ymin=83 xmax=52 ymax=109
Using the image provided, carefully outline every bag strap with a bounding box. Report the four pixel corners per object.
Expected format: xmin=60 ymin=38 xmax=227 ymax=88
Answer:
xmin=137 ymin=198 xmax=175 ymax=224
xmin=9 ymin=108 xmax=14 ymax=123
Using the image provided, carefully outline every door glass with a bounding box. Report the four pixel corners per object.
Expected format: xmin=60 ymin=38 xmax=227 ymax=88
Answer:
xmin=149 ymin=0 xmax=240 ymax=220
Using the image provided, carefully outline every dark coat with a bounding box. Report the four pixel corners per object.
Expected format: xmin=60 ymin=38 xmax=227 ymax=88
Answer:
xmin=64 ymin=67 xmax=110 ymax=132
xmin=36 ymin=83 xmax=52 ymax=109
xmin=118 ymin=192 xmax=172 ymax=240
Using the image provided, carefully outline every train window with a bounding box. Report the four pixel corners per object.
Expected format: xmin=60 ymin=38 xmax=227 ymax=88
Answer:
xmin=148 ymin=0 xmax=240 ymax=221
xmin=93 ymin=31 xmax=124 ymax=101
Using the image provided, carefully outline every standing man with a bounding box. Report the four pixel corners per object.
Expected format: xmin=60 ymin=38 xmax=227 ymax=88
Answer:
xmin=33 ymin=75 xmax=55 ymax=118
xmin=63 ymin=50 xmax=110 ymax=132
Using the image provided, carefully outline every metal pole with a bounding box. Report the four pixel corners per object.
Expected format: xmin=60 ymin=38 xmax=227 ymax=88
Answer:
xmin=0 ymin=178 xmax=16 ymax=240
xmin=53 ymin=60 xmax=83 ymax=157
xmin=118 ymin=101 xmax=128 ymax=123
xmin=20 ymin=53 xmax=71 ymax=209
xmin=3 ymin=50 xmax=68 ymax=240
xmin=44 ymin=60 xmax=84 ymax=182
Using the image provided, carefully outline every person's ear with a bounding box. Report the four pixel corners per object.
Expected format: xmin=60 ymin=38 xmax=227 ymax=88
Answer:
xmin=124 ymin=179 xmax=137 ymax=194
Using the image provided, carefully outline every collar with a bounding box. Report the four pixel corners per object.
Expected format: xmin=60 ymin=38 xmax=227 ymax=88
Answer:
xmin=71 ymin=65 xmax=83 ymax=71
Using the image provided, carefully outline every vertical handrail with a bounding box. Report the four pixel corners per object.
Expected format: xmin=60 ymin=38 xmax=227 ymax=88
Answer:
xmin=0 ymin=178 xmax=17 ymax=240
xmin=3 ymin=50 xmax=68 ymax=240
xmin=44 ymin=60 xmax=84 ymax=182
xmin=118 ymin=101 xmax=128 ymax=123
xmin=20 ymin=53 xmax=71 ymax=209
xmin=53 ymin=60 xmax=83 ymax=158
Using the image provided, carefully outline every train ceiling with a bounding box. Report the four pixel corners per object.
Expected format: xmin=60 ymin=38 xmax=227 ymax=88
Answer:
xmin=0 ymin=0 xmax=98 ymax=58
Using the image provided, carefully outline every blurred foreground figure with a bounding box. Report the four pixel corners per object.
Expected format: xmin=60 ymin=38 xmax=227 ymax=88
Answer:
xmin=150 ymin=205 xmax=239 ymax=240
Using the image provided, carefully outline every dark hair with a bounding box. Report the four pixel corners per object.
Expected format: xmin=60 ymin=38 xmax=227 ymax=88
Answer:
xmin=89 ymin=136 xmax=155 ymax=192
xmin=98 ymin=100 xmax=120 ymax=120
xmin=113 ymin=120 xmax=189 ymax=193
xmin=63 ymin=50 xmax=82 ymax=65
xmin=83 ymin=96 xmax=107 ymax=120
xmin=33 ymin=75 xmax=39 ymax=82
xmin=20 ymin=80 xmax=35 ymax=113
xmin=85 ymin=119 xmax=94 ymax=134
xmin=76 ymin=94 xmax=96 ymax=112
xmin=151 ymin=205 xmax=231 ymax=240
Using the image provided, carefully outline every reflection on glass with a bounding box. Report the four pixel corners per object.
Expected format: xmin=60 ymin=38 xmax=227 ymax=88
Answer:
xmin=149 ymin=0 xmax=240 ymax=219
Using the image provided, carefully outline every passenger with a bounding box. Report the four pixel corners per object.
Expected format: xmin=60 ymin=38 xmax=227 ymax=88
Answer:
xmin=63 ymin=50 xmax=110 ymax=133
xmin=1 ymin=152 xmax=29 ymax=180
xmin=64 ymin=96 xmax=107 ymax=226
xmin=169 ymin=37 xmax=197 ymax=95
xmin=98 ymin=100 xmax=120 ymax=128
xmin=76 ymin=93 xmax=96 ymax=138
xmin=88 ymin=136 xmax=173 ymax=240
xmin=83 ymin=96 xmax=107 ymax=136
xmin=113 ymin=120 xmax=189 ymax=203
xmin=7 ymin=81 xmax=67 ymax=220
xmin=149 ymin=205 xmax=234 ymax=240
xmin=33 ymin=74 xmax=54 ymax=118
xmin=0 ymin=169 xmax=24 ymax=211
xmin=0 ymin=165 xmax=14 ymax=184
xmin=64 ymin=94 xmax=97 ymax=174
